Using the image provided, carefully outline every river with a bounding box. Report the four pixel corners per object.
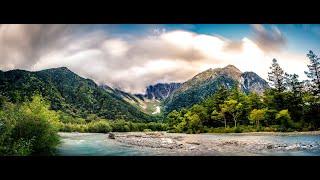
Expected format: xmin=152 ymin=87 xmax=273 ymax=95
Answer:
xmin=56 ymin=132 xmax=320 ymax=156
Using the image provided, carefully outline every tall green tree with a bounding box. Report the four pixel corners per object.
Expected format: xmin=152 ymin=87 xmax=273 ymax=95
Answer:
xmin=275 ymin=109 xmax=293 ymax=130
xmin=248 ymin=109 xmax=267 ymax=128
xmin=268 ymin=58 xmax=286 ymax=93
xmin=267 ymin=59 xmax=286 ymax=110
xmin=220 ymin=99 xmax=243 ymax=127
xmin=285 ymin=73 xmax=303 ymax=95
xmin=305 ymin=50 xmax=320 ymax=95
xmin=203 ymin=86 xmax=230 ymax=111
xmin=247 ymin=93 xmax=264 ymax=110
xmin=284 ymin=73 xmax=304 ymax=121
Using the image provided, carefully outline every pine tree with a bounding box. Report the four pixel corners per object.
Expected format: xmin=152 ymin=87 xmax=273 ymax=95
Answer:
xmin=305 ymin=50 xmax=320 ymax=96
xmin=268 ymin=58 xmax=286 ymax=93
xmin=284 ymin=73 xmax=304 ymax=121
xmin=285 ymin=73 xmax=303 ymax=95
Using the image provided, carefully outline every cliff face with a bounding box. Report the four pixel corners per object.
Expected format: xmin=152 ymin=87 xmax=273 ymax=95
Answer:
xmin=145 ymin=83 xmax=181 ymax=100
xmin=240 ymin=72 xmax=270 ymax=94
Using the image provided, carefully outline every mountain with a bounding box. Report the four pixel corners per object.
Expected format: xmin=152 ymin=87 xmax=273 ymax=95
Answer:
xmin=145 ymin=83 xmax=181 ymax=100
xmin=0 ymin=67 xmax=152 ymax=122
xmin=240 ymin=72 xmax=269 ymax=94
xmin=163 ymin=65 xmax=269 ymax=113
xmin=100 ymin=82 xmax=181 ymax=115
xmin=100 ymin=85 xmax=163 ymax=115
xmin=100 ymin=85 xmax=146 ymax=110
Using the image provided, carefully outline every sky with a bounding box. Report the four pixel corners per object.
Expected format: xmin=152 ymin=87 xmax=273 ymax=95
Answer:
xmin=0 ymin=24 xmax=319 ymax=94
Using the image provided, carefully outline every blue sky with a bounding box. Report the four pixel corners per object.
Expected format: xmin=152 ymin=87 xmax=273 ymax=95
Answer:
xmin=97 ymin=24 xmax=320 ymax=55
xmin=0 ymin=24 xmax=319 ymax=93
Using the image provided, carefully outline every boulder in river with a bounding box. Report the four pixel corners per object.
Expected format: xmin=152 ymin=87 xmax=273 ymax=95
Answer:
xmin=109 ymin=133 xmax=115 ymax=139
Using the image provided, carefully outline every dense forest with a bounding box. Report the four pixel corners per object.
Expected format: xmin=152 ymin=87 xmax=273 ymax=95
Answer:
xmin=0 ymin=50 xmax=319 ymax=155
xmin=165 ymin=51 xmax=320 ymax=133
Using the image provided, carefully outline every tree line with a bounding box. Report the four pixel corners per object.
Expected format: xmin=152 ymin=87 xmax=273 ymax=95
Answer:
xmin=165 ymin=51 xmax=320 ymax=133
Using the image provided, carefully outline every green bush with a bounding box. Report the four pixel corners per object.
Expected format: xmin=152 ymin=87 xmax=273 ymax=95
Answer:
xmin=87 ymin=120 xmax=112 ymax=133
xmin=110 ymin=120 xmax=130 ymax=132
xmin=143 ymin=129 xmax=152 ymax=132
xmin=0 ymin=95 xmax=60 ymax=155
xmin=276 ymin=110 xmax=293 ymax=130
xmin=234 ymin=127 xmax=243 ymax=133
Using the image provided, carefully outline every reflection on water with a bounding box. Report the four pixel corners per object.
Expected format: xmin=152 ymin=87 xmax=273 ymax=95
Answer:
xmin=57 ymin=132 xmax=320 ymax=156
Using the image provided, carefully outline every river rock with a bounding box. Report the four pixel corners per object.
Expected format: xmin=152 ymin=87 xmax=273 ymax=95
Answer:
xmin=109 ymin=133 xmax=115 ymax=139
xmin=267 ymin=145 xmax=273 ymax=149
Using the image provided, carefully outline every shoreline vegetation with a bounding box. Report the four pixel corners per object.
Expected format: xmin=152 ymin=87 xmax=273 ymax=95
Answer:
xmin=1 ymin=50 xmax=320 ymax=156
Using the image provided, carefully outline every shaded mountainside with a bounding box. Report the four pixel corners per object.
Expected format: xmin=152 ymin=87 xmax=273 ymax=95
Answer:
xmin=145 ymin=83 xmax=181 ymax=100
xmin=0 ymin=67 xmax=152 ymax=122
xmin=100 ymin=82 xmax=181 ymax=115
xmin=163 ymin=65 xmax=269 ymax=113
xmin=100 ymin=85 xmax=162 ymax=115
xmin=240 ymin=72 xmax=269 ymax=94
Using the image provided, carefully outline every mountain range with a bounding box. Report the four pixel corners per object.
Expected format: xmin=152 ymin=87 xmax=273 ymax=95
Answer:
xmin=0 ymin=65 xmax=269 ymax=121
xmin=0 ymin=67 xmax=152 ymax=122
xmin=163 ymin=65 xmax=269 ymax=113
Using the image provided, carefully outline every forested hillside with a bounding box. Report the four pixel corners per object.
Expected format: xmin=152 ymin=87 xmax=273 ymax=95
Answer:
xmin=0 ymin=67 xmax=152 ymax=122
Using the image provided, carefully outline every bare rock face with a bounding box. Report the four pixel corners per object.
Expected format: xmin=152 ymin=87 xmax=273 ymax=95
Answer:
xmin=145 ymin=83 xmax=181 ymax=100
xmin=240 ymin=72 xmax=270 ymax=94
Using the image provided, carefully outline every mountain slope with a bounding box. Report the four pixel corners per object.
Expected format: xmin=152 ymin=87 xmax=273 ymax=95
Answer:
xmin=101 ymin=85 xmax=162 ymax=115
xmin=145 ymin=83 xmax=181 ymax=100
xmin=101 ymin=82 xmax=181 ymax=115
xmin=240 ymin=72 xmax=269 ymax=94
xmin=163 ymin=65 xmax=269 ymax=113
xmin=0 ymin=67 xmax=152 ymax=122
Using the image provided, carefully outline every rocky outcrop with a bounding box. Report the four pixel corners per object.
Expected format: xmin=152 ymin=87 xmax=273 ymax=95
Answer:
xmin=145 ymin=83 xmax=181 ymax=100
xmin=240 ymin=72 xmax=270 ymax=94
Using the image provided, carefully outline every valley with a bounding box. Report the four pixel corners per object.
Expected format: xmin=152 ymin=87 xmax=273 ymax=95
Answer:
xmin=1 ymin=24 xmax=319 ymax=157
xmin=1 ymin=56 xmax=320 ymax=156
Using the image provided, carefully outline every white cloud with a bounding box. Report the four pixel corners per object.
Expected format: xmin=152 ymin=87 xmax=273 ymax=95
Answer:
xmin=0 ymin=24 xmax=309 ymax=94
xmin=251 ymin=24 xmax=287 ymax=52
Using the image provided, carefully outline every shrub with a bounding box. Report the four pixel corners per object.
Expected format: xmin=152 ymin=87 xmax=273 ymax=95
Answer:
xmin=248 ymin=109 xmax=267 ymax=128
xmin=110 ymin=120 xmax=130 ymax=132
xmin=143 ymin=129 xmax=152 ymax=132
xmin=12 ymin=115 xmax=60 ymax=154
xmin=87 ymin=120 xmax=112 ymax=133
xmin=234 ymin=127 xmax=243 ymax=133
xmin=0 ymin=95 xmax=60 ymax=155
xmin=276 ymin=110 xmax=293 ymax=130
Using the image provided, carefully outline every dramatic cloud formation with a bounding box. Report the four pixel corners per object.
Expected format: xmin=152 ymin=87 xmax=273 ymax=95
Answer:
xmin=251 ymin=24 xmax=287 ymax=52
xmin=0 ymin=24 xmax=308 ymax=93
xmin=0 ymin=24 xmax=84 ymax=69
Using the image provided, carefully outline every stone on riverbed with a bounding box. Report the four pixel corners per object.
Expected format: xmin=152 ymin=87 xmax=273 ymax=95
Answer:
xmin=108 ymin=133 xmax=115 ymax=139
xmin=186 ymin=141 xmax=201 ymax=145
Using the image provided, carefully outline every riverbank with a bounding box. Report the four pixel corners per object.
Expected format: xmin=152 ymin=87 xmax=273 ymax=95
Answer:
xmin=57 ymin=131 xmax=320 ymax=155
xmin=67 ymin=131 xmax=319 ymax=156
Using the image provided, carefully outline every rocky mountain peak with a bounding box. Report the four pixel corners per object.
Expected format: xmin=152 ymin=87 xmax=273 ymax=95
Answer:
xmin=240 ymin=71 xmax=270 ymax=94
xmin=145 ymin=83 xmax=182 ymax=100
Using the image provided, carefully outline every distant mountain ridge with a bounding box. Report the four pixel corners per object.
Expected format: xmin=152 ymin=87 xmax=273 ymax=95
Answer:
xmin=240 ymin=71 xmax=269 ymax=94
xmin=100 ymin=83 xmax=181 ymax=115
xmin=1 ymin=65 xmax=270 ymax=119
xmin=163 ymin=65 xmax=270 ymax=113
xmin=0 ymin=67 xmax=152 ymax=122
xmin=145 ymin=83 xmax=181 ymax=100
